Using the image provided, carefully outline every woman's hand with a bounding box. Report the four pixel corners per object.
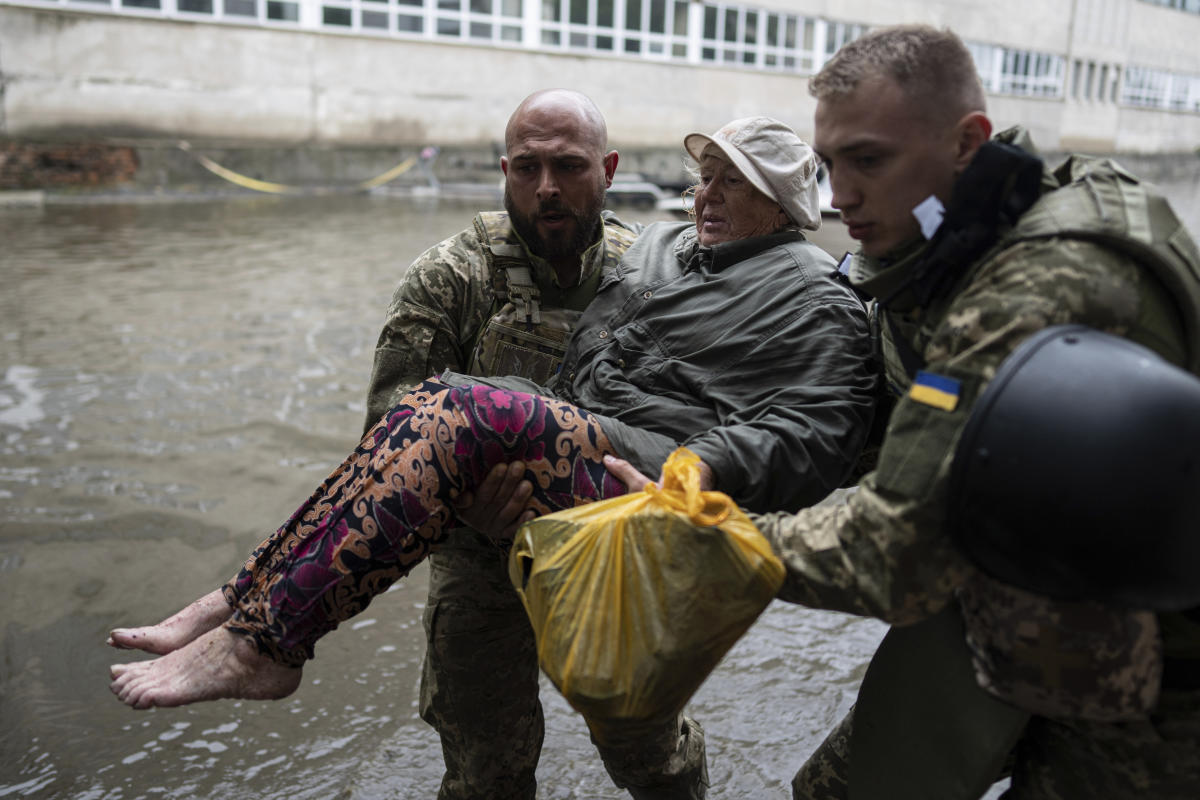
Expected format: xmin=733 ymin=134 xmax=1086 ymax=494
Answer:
xmin=602 ymin=454 xmax=655 ymax=491
xmin=603 ymin=454 xmax=715 ymax=492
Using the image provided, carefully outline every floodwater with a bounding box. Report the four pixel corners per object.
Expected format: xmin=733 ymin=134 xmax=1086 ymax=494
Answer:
xmin=18 ymin=177 xmax=1197 ymax=799
xmin=0 ymin=194 xmax=884 ymax=799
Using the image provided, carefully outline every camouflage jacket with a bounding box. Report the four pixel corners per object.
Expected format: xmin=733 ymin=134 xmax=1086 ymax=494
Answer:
xmin=362 ymin=210 xmax=635 ymax=434
xmin=753 ymin=129 xmax=1200 ymax=717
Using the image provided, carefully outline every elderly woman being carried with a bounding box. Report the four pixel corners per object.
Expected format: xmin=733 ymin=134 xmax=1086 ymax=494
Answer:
xmin=109 ymin=117 xmax=877 ymax=709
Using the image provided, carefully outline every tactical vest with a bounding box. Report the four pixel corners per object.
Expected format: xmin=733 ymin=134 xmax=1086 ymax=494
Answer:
xmin=1007 ymin=154 xmax=1200 ymax=373
xmin=466 ymin=211 xmax=635 ymax=386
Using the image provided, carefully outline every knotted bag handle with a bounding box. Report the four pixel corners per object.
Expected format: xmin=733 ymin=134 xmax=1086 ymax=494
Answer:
xmin=643 ymin=448 xmax=734 ymax=527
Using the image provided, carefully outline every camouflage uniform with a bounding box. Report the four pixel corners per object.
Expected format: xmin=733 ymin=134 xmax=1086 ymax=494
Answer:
xmin=753 ymin=129 xmax=1200 ymax=799
xmin=363 ymin=211 xmax=709 ymax=800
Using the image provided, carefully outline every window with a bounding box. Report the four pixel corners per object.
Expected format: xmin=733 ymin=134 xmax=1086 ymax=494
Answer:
xmin=361 ymin=2 xmax=388 ymax=30
xmin=1122 ymin=65 xmax=1200 ymax=112
xmin=1139 ymin=0 xmax=1200 ymax=15
xmin=758 ymin=13 xmax=812 ymax=72
xmin=1122 ymin=65 xmax=1171 ymax=107
xmin=969 ymin=42 xmax=1065 ymax=99
xmin=699 ymin=7 xmax=844 ymax=72
xmin=538 ymin=0 xmax=683 ymax=57
xmin=323 ymin=5 xmax=352 ymax=25
xmin=700 ymin=2 xmax=821 ymax=68
xmin=822 ymin=20 xmax=863 ymax=63
xmin=670 ymin=0 xmax=687 ymax=58
xmin=268 ymin=1 xmax=298 ymax=20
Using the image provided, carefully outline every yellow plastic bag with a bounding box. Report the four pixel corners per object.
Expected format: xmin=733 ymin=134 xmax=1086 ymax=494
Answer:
xmin=508 ymin=447 xmax=785 ymax=743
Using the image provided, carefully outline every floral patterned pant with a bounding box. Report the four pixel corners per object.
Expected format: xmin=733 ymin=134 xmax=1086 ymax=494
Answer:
xmin=222 ymin=380 xmax=627 ymax=666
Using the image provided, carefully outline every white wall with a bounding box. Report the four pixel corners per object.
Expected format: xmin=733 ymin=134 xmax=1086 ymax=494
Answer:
xmin=0 ymin=6 xmax=818 ymax=147
xmin=3 ymin=3 xmax=1199 ymax=152
xmin=1126 ymin=0 xmax=1200 ymax=72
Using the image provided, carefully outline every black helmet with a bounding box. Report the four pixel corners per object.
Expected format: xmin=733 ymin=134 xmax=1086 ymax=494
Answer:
xmin=949 ymin=325 xmax=1200 ymax=610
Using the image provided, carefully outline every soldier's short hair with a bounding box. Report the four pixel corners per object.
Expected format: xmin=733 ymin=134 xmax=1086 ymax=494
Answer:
xmin=810 ymin=25 xmax=986 ymax=125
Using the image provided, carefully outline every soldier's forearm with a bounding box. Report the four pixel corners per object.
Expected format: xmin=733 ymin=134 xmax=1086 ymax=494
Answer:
xmin=753 ymin=483 xmax=970 ymax=625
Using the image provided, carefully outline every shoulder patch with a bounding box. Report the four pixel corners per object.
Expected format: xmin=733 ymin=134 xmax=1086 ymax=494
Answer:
xmin=909 ymin=370 xmax=961 ymax=411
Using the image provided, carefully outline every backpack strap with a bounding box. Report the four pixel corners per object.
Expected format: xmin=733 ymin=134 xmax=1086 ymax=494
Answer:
xmin=474 ymin=211 xmax=544 ymax=323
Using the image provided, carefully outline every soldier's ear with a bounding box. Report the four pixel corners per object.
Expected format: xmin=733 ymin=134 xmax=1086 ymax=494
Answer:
xmin=500 ymin=156 xmax=510 ymax=177
xmin=603 ymin=151 xmax=619 ymax=187
xmin=952 ymin=112 xmax=992 ymax=173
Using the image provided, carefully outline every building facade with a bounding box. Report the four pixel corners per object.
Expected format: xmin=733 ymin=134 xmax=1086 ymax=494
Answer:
xmin=1 ymin=0 xmax=1199 ymax=153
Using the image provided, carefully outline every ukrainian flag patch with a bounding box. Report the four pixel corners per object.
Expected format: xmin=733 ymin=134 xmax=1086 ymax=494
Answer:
xmin=909 ymin=370 xmax=961 ymax=411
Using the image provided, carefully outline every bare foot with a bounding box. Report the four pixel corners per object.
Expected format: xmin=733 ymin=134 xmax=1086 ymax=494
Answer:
xmin=107 ymin=589 xmax=234 ymax=655
xmin=110 ymin=625 xmax=302 ymax=709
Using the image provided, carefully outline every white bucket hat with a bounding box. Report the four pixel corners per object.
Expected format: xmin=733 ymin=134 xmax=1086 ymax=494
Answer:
xmin=683 ymin=116 xmax=822 ymax=231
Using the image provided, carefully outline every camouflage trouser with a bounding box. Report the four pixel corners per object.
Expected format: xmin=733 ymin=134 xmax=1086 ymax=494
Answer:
xmin=791 ymin=690 xmax=1200 ymax=800
xmin=790 ymin=707 xmax=852 ymax=800
xmin=419 ymin=532 xmax=709 ymax=800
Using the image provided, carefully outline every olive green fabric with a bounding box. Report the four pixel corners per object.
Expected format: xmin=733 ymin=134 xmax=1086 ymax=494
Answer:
xmin=1001 ymin=140 xmax=1200 ymax=372
xmin=848 ymin=607 xmax=1029 ymax=800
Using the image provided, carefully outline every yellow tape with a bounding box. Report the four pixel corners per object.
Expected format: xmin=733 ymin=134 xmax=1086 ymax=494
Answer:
xmin=356 ymin=157 xmax=419 ymax=190
xmin=177 ymin=141 xmax=417 ymax=195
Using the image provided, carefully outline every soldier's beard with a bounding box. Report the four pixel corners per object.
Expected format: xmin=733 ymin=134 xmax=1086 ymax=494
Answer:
xmin=505 ymin=185 xmax=605 ymax=264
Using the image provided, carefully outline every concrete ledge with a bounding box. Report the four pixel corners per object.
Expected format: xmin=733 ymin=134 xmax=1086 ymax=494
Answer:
xmin=0 ymin=190 xmax=45 ymax=206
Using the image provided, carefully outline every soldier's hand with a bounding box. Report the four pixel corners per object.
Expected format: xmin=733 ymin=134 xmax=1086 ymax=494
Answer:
xmin=450 ymin=461 xmax=535 ymax=541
